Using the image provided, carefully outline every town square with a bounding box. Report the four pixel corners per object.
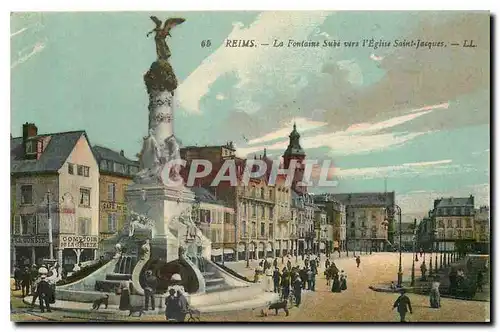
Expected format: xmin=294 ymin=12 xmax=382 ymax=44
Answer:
xmin=10 ymin=11 xmax=490 ymax=323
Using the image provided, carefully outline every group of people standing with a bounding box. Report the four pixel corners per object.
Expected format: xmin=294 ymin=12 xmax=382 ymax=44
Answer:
xmin=13 ymin=263 xmax=59 ymax=313
xmin=324 ymin=258 xmax=348 ymax=293
xmin=116 ymin=270 xmax=189 ymax=322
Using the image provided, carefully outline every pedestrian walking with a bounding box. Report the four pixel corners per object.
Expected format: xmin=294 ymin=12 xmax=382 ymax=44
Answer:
xmin=273 ymin=267 xmax=281 ymax=293
xmin=21 ymin=267 xmax=31 ymax=297
xmin=429 ymin=276 xmax=441 ymax=308
xmin=392 ymin=289 xmax=413 ymax=322
xmin=293 ymin=273 xmax=302 ymax=307
xmin=273 ymin=257 xmax=278 ymax=269
xmin=476 ymin=271 xmax=484 ymax=292
xmin=325 ymin=258 xmax=331 ymax=270
xmin=331 ymin=273 xmax=341 ymax=293
xmin=281 ymin=268 xmax=290 ymax=300
xmin=35 ymin=274 xmax=52 ymax=313
xmin=299 ymin=267 xmax=307 ymax=289
xmin=265 ymin=264 xmax=274 ymax=292
xmin=340 ymin=270 xmax=347 ymax=291
xmin=420 ymin=261 xmax=428 ymax=281
xmin=13 ymin=265 xmax=22 ymax=291
xmin=325 ymin=267 xmax=332 ymax=286
xmin=356 ymin=256 xmax=361 ymax=268
xmin=144 ymin=270 xmax=158 ymax=311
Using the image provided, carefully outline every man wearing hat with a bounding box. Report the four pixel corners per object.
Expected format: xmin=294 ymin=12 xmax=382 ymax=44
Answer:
xmin=144 ymin=270 xmax=158 ymax=311
xmin=392 ymin=289 xmax=413 ymax=322
xmin=35 ymin=272 xmax=52 ymax=313
xmin=165 ymin=274 xmax=189 ymax=322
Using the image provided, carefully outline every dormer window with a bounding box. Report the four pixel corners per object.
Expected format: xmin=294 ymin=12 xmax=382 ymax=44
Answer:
xmin=25 ymin=140 xmax=35 ymax=155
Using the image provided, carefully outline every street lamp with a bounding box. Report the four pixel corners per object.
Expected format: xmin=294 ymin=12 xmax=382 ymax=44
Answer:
xmin=386 ymin=204 xmax=403 ymax=288
xmin=46 ymin=191 xmax=55 ymax=260
xmin=410 ymin=218 xmax=417 ymax=287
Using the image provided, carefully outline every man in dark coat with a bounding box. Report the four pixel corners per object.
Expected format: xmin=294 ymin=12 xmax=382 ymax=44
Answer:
xmin=356 ymin=256 xmax=361 ymax=268
xmin=281 ymin=268 xmax=290 ymax=300
xmin=13 ymin=265 xmax=22 ymax=291
xmin=21 ymin=267 xmax=31 ymax=297
xmin=292 ymin=274 xmax=302 ymax=307
xmin=393 ymin=289 xmax=412 ymax=322
xmin=272 ymin=267 xmax=281 ymax=293
xmin=299 ymin=267 xmax=308 ymax=289
xmin=273 ymin=258 xmax=278 ymax=269
xmin=35 ymin=275 xmax=52 ymax=313
xmin=144 ymin=270 xmax=158 ymax=310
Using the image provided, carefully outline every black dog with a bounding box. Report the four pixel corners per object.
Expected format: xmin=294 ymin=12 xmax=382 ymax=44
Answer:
xmin=128 ymin=305 xmax=144 ymax=317
xmin=91 ymin=294 xmax=109 ymax=310
xmin=262 ymin=300 xmax=289 ymax=317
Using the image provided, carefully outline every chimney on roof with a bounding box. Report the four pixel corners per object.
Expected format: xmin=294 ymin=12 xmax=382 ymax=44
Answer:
xmin=120 ymin=150 xmax=125 ymax=157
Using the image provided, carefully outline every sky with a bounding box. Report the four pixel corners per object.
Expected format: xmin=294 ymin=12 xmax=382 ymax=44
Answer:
xmin=10 ymin=11 xmax=490 ymax=216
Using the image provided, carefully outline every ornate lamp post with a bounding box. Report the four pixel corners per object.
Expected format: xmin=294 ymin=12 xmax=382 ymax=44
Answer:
xmin=386 ymin=205 xmax=403 ymax=287
xmin=434 ymin=230 xmax=438 ymax=272
xmin=410 ymin=219 xmax=417 ymax=286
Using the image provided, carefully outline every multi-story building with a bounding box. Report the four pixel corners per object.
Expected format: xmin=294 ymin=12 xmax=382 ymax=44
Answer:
xmin=92 ymin=146 xmax=139 ymax=246
xmin=313 ymin=207 xmax=330 ymax=254
xmin=191 ymin=187 xmax=235 ymax=262
xmin=395 ymin=222 xmax=417 ymax=251
xmin=11 ymin=123 xmax=99 ymax=271
xmin=474 ymin=206 xmax=490 ymax=243
xmin=274 ymin=173 xmax=294 ymax=258
xmin=332 ymin=192 xmax=395 ymax=252
xmin=416 ymin=211 xmax=434 ymax=251
xmin=433 ymin=196 xmax=475 ymax=251
xmin=313 ymin=194 xmax=347 ymax=252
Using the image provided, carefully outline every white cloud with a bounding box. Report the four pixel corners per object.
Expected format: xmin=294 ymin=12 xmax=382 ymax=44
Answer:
xmin=11 ymin=27 xmax=28 ymax=38
xmin=247 ymin=117 xmax=327 ymax=145
xmin=370 ymin=54 xmax=384 ymax=61
xmin=337 ymin=59 xmax=364 ymax=86
xmin=215 ymin=93 xmax=226 ymax=100
xmin=177 ymin=12 xmax=331 ymax=114
xmin=11 ymin=41 xmax=46 ymax=69
xmin=397 ymin=183 xmax=490 ymax=214
xmin=334 ymin=159 xmax=461 ymax=180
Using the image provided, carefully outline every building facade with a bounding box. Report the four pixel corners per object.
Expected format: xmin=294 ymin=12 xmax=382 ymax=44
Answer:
xmin=93 ymin=146 xmax=139 ymax=246
xmin=433 ymin=196 xmax=475 ymax=251
xmin=313 ymin=194 xmax=347 ymax=252
xmin=474 ymin=206 xmax=490 ymax=243
xmin=11 ymin=123 xmax=99 ymax=271
xmin=332 ymin=192 xmax=394 ymax=252
xmin=191 ymin=187 xmax=235 ymax=262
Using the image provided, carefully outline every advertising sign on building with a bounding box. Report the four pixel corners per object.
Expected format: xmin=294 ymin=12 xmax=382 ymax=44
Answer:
xmin=12 ymin=236 xmax=49 ymax=247
xmin=59 ymin=235 xmax=99 ymax=249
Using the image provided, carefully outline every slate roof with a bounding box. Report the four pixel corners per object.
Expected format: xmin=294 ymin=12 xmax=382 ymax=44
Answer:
xmin=11 ymin=131 xmax=87 ymax=175
xmin=434 ymin=196 xmax=474 ymax=208
xmin=190 ymin=186 xmax=232 ymax=209
xmin=92 ymin=145 xmax=139 ymax=166
xmin=329 ymin=192 xmax=395 ymax=207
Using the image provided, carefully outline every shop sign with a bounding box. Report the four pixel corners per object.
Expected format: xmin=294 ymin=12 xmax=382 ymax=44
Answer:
xmin=12 ymin=236 xmax=49 ymax=247
xmin=59 ymin=235 xmax=99 ymax=249
xmin=101 ymin=201 xmax=127 ymax=213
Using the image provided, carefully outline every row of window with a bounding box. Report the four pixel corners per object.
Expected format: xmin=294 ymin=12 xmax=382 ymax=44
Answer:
xmin=436 ymin=207 xmax=472 ymax=216
xmin=19 ymin=185 xmax=91 ymax=208
xmin=100 ymin=160 xmax=139 ymax=175
xmin=436 ymin=229 xmax=474 ymax=239
xmin=68 ymin=163 xmax=90 ymax=177
xmin=437 ymin=218 xmax=473 ymax=228
xmin=241 ymin=203 xmax=274 ymax=220
xmin=12 ymin=214 xmax=91 ymax=236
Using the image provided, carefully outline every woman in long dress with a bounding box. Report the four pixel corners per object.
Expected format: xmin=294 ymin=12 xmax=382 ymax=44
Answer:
xmin=429 ymin=277 xmax=441 ymax=308
xmin=118 ymin=280 xmax=131 ymax=310
xmin=331 ymin=273 xmax=341 ymax=293
xmin=340 ymin=270 xmax=347 ymax=291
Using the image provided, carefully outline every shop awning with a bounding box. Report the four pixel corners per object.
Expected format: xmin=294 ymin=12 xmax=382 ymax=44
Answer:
xmin=211 ymin=249 xmax=222 ymax=256
xmin=266 ymin=243 xmax=273 ymax=251
xmin=223 ymin=248 xmax=234 ymax=254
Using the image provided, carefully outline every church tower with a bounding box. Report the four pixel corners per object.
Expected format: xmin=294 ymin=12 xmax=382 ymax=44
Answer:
xmin=283 ymin=123 xmax=307 ymax=193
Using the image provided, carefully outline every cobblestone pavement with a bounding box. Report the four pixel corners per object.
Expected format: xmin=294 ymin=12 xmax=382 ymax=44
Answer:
xmin=11 ymin=253 xmax=490 ymax=322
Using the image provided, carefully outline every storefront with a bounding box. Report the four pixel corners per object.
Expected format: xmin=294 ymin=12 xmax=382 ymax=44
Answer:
xmin=58 ymin=235 xmax=99 ymax=272
xmin=12 ymin=235 xmax=51 ymax=267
